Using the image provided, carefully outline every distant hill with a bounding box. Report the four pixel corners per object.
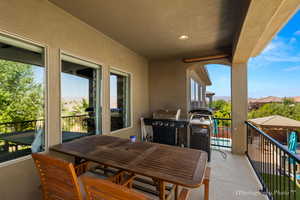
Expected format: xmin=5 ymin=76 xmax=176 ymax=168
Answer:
xmin=62 ymin=96 xmax=118 ymax=110
xmin=213 ymin=96 xmax=300 ymax=103
xmin=249 ymin=96 xmax=300 ymax=103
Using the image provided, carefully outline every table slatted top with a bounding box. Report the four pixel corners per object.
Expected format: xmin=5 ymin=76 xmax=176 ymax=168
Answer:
xmin=50 ymin=135 xmax=207 ymax=188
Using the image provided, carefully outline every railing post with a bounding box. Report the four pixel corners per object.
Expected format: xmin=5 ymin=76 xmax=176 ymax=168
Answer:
xmin=231 ymin=62 xmax=248 ymax=154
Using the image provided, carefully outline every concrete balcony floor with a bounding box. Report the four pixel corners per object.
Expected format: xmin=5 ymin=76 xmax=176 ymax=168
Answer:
xmin=187 ymin=149 xmax=268 ymax=200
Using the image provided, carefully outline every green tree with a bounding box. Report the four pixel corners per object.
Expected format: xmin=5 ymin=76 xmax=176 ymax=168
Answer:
xmin=0 ymin=60 xmax=43 ymax=127
xmin=283 ymin=97 xmax=294 ymax=105
xmin=70 ymin=98 xmax=89 ymax=115
xmin=248 ymin=102 xmax=300 ymax=121
xmin=211 ymin=100 xmax=231 ymax=126
xmin=211 ymin=99 xmax=228 ymax=111
xmin=214 ymin=103 xmax=231 ymax=119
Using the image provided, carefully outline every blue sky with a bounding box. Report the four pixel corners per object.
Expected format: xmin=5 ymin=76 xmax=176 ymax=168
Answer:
xmin=61 ymin=72 xmax=118 ymax=100
xmin=207 ymin=10 xmax=300 ymax=98
xmin=33 ymin=69 xmax=89 ymax=99
xmin=34 ymin=68 xmax=118 ymax=102
xmin=61 ymin=72 xmax=89 ymax=99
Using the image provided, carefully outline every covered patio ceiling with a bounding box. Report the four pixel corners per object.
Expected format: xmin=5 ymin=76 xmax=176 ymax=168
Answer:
xmin=49 ymin=0 xmax=249 ymax=60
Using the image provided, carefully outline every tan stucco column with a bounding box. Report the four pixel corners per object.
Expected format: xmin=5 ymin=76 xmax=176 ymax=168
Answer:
xmin=47 ymin=48 xmax=62 ymax=146
xmin=231 ymin=63 xmax=248 ymax=154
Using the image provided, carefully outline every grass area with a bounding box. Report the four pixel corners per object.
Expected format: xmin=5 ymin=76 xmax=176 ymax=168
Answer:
xmin=262 ymin=173 xmax=300 ymax=200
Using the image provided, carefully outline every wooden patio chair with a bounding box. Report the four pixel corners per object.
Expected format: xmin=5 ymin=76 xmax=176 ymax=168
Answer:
xmin=202 ymin=166 xmax=211 ymax=200
xmin=82 ymin=175 xmax=150 ymax=200
xmin=82 ymin=175 xmax=190 ymax=200
xmin=32 ymin=153 xmax=135 ymax=200
xmin=131 ymin=167 xmax=210 ymax=200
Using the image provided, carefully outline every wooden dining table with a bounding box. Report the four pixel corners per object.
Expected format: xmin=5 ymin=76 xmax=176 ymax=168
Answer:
xmin=50 ymin=135 xmax=208 ymax=200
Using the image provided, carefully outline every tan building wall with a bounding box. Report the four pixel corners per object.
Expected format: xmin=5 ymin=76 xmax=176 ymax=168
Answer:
xmin=0 ymin=0 xmax=149 ymax=199
xmin=149 ymin=59 xmax=210 ymax=118
xmin=149 ymin=59 xmax=187 ymax=116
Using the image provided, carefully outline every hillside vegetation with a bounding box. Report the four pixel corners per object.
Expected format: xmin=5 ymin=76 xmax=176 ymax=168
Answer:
xmin=211 ymin=98 xmax=300 ymax=120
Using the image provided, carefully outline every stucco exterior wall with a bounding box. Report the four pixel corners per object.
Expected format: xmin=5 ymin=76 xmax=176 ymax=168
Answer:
xmin=149 ymin=59 xmax=210 ymax=118
xmin=0 ymin=0 xmax=149 ymax=199
xmin=149 ymin=59 xmax=187 ymax=117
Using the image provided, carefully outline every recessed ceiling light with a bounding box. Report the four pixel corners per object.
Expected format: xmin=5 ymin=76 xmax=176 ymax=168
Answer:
xmin=179 ymin=35 xmax=189 ymax=40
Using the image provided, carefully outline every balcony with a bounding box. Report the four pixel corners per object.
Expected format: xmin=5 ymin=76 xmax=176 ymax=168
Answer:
xmin=0 ymin=0 xmax=299 ymax=200
xmin=2 ymin=116 xmax=298 ymax=199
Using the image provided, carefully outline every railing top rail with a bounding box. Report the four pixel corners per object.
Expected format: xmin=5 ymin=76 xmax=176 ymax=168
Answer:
xmin=61 ymin=114 xmax=88 ymax=118
xmin=246 ymin=121 xmax=300 ymax=162
xmin=213 ymin=117 xmax=232 ymax=120
xmin=0 ymin=114 xmax=89 ymax=126
xmin=0 ymin=119 xmax=45 ymax=125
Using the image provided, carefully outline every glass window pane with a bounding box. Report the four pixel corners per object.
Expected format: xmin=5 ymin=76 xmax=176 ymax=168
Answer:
xmin=195 ymin=82 xmax=198 ymax=101
xmin=0 ymin=38 xmax=45 ymax=163
xmin=110 ymin=71 xmax=131 ymax=131
xmin=190 ymin=79 xmax=194 ymax=101
xmin=61 ymin=58 xmax=101 ymax=143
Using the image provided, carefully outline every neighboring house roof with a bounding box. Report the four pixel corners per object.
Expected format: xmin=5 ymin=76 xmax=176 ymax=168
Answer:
xmin=249 ymin=115 xmax=300 ymax=129
xmin=293 ymin=96 xmax=300 ymax=102
xmin=206 ymin=91 xmax=215 ymax=97
xmin=201 ymin=66 xmax=212 ymax=86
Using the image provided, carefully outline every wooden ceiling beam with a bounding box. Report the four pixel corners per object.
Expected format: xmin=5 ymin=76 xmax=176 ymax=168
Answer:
xmin=182 ymin=54 xmax=230 ymax=63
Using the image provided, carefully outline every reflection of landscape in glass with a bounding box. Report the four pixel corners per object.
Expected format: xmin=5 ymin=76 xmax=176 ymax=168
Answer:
xmin=0 ymin=60 xmax=44 ymax=123
xmin=0 ymin=59 xmax=45 ymax=158
xmin=61 ymin=72 xmax=89 ymax=116
xmin=110 ymin=72 xmax=130 ymax=131
xmin=110 ymin=75 xmax=117 ymax=109
xmin=60 ymin=60 xmax=100 ymax=141
xmin=61 ymin=72 xmax=89 ymax=134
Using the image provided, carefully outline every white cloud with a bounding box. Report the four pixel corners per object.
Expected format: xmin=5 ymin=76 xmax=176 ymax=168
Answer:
xmin=249 ymin=36 xmax=300 ymax=71
xmin=294 ymin=30 xmax=300 ymax=36
xmin=258 ymin=37 xmax=300 ymax=63
xmin=283 ymin=66 xmax=300 ymax=72
xmin=289 ymin=37 xmax=297 ymax=44
xmin=261 ymin=39 xmax=283 ymax=54
xmin=264 ymin=56 xmax=300 ymax=62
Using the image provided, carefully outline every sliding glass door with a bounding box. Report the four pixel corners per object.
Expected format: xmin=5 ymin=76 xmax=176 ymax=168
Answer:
xmin=61 ymin=54 xmax=101 ymax=143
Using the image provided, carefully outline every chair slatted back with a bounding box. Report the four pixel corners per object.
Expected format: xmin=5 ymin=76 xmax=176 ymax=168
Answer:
xmin=82 ymin=176 xmax=148 ymax=200
xmin=32 ymin=153 xmax=82 ymax=200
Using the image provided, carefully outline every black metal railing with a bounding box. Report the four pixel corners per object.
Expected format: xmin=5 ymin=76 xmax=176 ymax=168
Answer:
xmin=0 ymin=115 xmax=90 ymax=136
xmin=0 ymin=119 xmax=45 ymax=134
xmin=246 ymin=121 xmax=300 ymax=200
xmin=0 ymin=115 xmax=91 ymax=163
xmin=211 ymin=118 xmax=232 ymax=148
xmin=61 ymin=114 xmax=89 ymax=133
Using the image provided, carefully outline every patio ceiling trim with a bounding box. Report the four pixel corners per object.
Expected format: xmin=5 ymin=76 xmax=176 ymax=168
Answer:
xmin=182 ymin=54 xmax=230 ymax=63
xmin=232 ymin=0 xmax=300 ymax=63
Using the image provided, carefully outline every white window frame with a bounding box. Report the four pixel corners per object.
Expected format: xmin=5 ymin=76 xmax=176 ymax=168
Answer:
xmin=109 ymin=67 xmax=133 ymax=133
xmin=59 ymin=50 xmax=103 ymax=144
xmin=190 ymin=78 xmax=199 ymax=102
xmin=0 ymin=30 xmax=48 ymax=167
